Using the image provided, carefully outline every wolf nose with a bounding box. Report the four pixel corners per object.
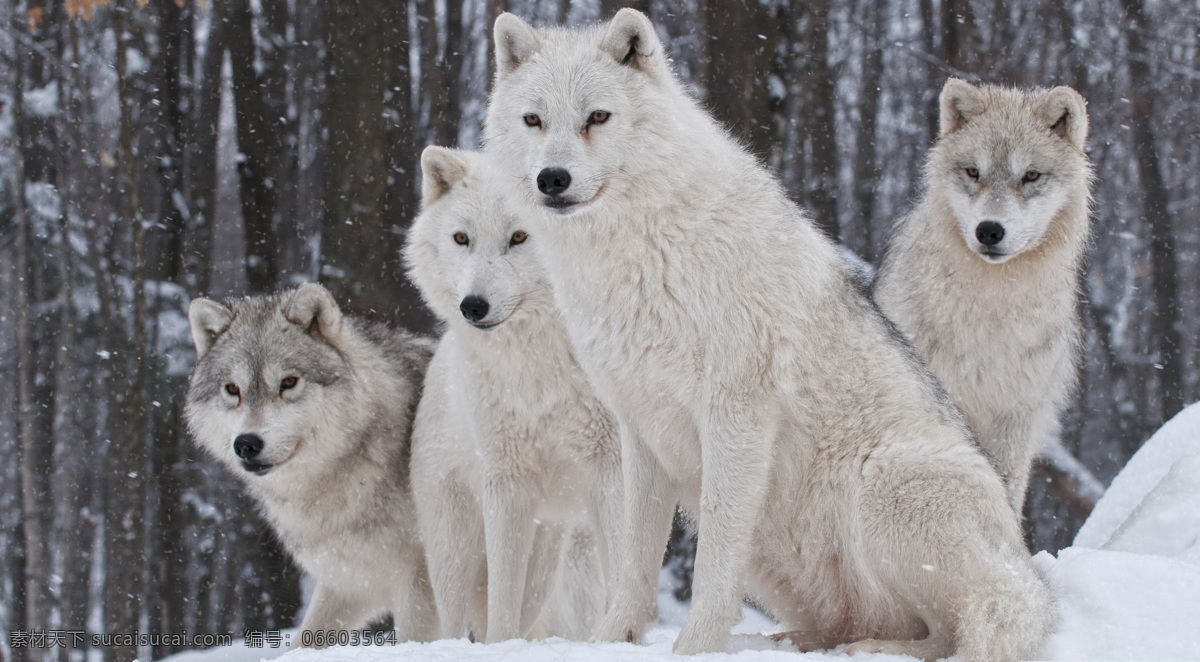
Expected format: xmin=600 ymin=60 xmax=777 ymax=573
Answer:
xmin=536 ymin=167 xmax=572 ymax=197
xmin=459 ymin=296 xmax=490 ymax=323
xmin=975 ymin=221 xmax=1006 ymax=247
xmin=233 ymin=434 xmax=264 ymax=460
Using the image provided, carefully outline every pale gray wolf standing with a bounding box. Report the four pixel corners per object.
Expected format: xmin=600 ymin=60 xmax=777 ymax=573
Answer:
xmin=483 ymin=10 xmax=1055 ymax=661
xmin=873 ymin=78 xmax=1092 ymax=513
xmin=404 ymin=146 xmax=622 ymax=642
xmin=184 ymin=283 xmax=439 ymax=644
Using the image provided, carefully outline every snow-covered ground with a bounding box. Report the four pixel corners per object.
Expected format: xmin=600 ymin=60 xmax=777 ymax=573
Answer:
xmin=164 ymin=404 xmax=1200 ymax=661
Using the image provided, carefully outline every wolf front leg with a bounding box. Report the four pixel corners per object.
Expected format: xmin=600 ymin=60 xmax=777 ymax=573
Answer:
xmin=673 ymin=396 xmax=778 ymax=655
xmin=391 ymin=549 xmax=440 ymax=642
xmin=519 ymin=521 xmax=565 ymax=636
xmin=593 ymin=421 xmax=677 ymax=644
xmin=996 ymin=406 xmax=1053 ymax=515
xmin=589 ymin=448 xmax=626 ymax=610
xmin=481 ymin=479 xmax=537 ymax=642
xmin=415 ymin=478 xmax=484 ymax=639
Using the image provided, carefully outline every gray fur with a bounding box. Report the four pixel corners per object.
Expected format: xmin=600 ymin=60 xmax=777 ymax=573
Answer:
xmin=184 ymin=283 xmax=438 ymax=645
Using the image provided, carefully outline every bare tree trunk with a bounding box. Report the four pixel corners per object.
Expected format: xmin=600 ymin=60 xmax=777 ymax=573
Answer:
xmin=186 ymin=6 xmax=225 ymax=296
xmin=51 ymin=21 xmax=89 ymax=650
xmin=445 ymin=2 xmax=466 ymax=142
xmin=225 ymin=0 xmax=279 ymax=293
xmin=51 ymin=210 xmax=88 ymax=658
xmin=852 ymin=0 xmax=884 ymax=259
xmin=285 ymin=0 xmax=326 ymax=284
xmin=260 ymin=0 xmax=311 ymax=283
xmin=420 ymin=0 xmax=463 ymax=148
xmin=15 ymin=42 xmax=54 ymax=649
xmin=322 ymin=0 xmax=420 ymax=323
xmin=144 ymin=9 xmax=192 ymax=645
xmin=701 ymin=0 xmax=780 ymax=160
xmin=1120 ymin=0 xmax=1184 ymax=429
xmin=152 ymin=0 xmax=187 ymax=284
xmin=107 ymin=6 xmax=148 ymax=660
xmin=797 ymin=0 xmax=839 ymax=239
xmin=12 ymin=4 xmax=55 ymax=646
xmin=941 ymin=0 xmax=979 ymax=75
xmin=918 ymin=0 xmax=941 ymax=138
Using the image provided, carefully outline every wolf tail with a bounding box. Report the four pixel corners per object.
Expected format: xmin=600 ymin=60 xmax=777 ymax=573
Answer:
xmin=955 ymin=549 xmax=1057 ymax=662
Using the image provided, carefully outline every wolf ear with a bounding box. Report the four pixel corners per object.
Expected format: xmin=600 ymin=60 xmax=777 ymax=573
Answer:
xmin=1038 ymin=86 xmax=1089 ymax=151
xmin=189 ymin=298 xmax=233 ymax=360
xmin=421 ymin=146 xmax=470 ymax=206
xmin=601 ymin=8 xmax=664 ymax=76
xmin=284 ymin=283 xmax=345 ymax=346
xmin=938 ymin=78 xmax=986 ymax=137
xmin=494 ymin=13 xmax=541 ymax=78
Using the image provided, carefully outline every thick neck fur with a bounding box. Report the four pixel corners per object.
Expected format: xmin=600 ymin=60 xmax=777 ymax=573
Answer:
xmin=535 ymin=73 xmax=838 ymax=304
xmin=447 ymin=289 xmax=582 ymax=411
xmin=883 ymin=177 xmax=1090 ymax=319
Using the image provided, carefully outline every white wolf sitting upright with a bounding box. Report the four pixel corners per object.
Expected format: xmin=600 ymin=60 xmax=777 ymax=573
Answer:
xmin=404 ymin=146 xmax=622 ymax=643
xmin=874 ymin=78 xmax=1093 ymax=513
xmin=184 ymin=284 xmax=438 ymax=645
xmin=484 ymin=10 xmax=1054 ymax=661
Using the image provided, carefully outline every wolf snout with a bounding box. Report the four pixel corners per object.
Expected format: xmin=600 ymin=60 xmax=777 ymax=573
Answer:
xmin=460 ymin=295 xmax=491 ymax=323
xmin=975 ymin=220 xmax=1006 ymax=247
xmin=536 ymin=167 xmax=572 ymax=197
xmin=233 ymin=433 xmax=264 ymax=461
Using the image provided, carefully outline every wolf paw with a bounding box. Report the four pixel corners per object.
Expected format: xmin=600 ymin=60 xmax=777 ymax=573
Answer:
xmin=591 ymin=612 xmax=647 ymax=644
xmin=768 ymin=630 xmax=828 ymax=653
xmin=672 ymin=617 xmax=727 ymax=655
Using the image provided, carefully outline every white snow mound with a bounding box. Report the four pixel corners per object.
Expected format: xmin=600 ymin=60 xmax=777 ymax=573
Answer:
xmin=1074 ymin=401 xmax=1200 ymax=561
xmin=1033 ymin=547 xmax=1200 ymax=660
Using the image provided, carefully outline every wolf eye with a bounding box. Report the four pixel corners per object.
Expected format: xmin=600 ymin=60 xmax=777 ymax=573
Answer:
xmin=587 ymin=110 xmax=610 ymax=125
xmin=225 ymin=383 xmax=240 ymax=397
xmin=453 ymin=232 xmax=469 ymax=246
xmin=1022 ymin=170 xmax=1041 ymax=183
xmin=280 ymin=376 xmax=298 ymax=391
xmin=523 ymin=114 xmax=541 ymax=128
xmin=510 ymin=231 xmax=528 ymax=246
xmin=965 ymin=167 xmax=979 ymax=180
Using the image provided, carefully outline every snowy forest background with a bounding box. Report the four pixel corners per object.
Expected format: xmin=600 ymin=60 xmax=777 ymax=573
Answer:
xmin=0 ymin=0 xmax=1196 ymax=660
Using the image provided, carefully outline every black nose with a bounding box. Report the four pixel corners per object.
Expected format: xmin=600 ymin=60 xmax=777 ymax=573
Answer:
xmin=459 ymin=296 xmax=490 ymax=323
xmin=536 ymin=167 xmax=572 ymax=197
xmin=975 ymin=221 xmax=1006 ymax=247
xmin=233 ymin=434 xmax=264 ymax=460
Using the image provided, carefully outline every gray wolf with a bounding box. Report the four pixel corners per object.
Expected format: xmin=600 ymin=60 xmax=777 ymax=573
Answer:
xmin=483 ymin=10 xmax=1055 ymax=660
xmin=873 ymin=78 xmax=1092 ymax=513
xmin=185 ymin=283 xmax=438 ymax=644
xmin=404 ymin=146 xmax=621 ymax=642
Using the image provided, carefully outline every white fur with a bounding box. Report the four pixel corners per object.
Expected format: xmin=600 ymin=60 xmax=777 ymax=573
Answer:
xmin=484 ymin=11 xmax=1055 ymax=660
xmin=184 ymin=283 xmax=438 ymax=645
xmin=874 ymin=78 xmax=1093 ymax=512
xmin=405 ymin=147 xmax=621 ymax=643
